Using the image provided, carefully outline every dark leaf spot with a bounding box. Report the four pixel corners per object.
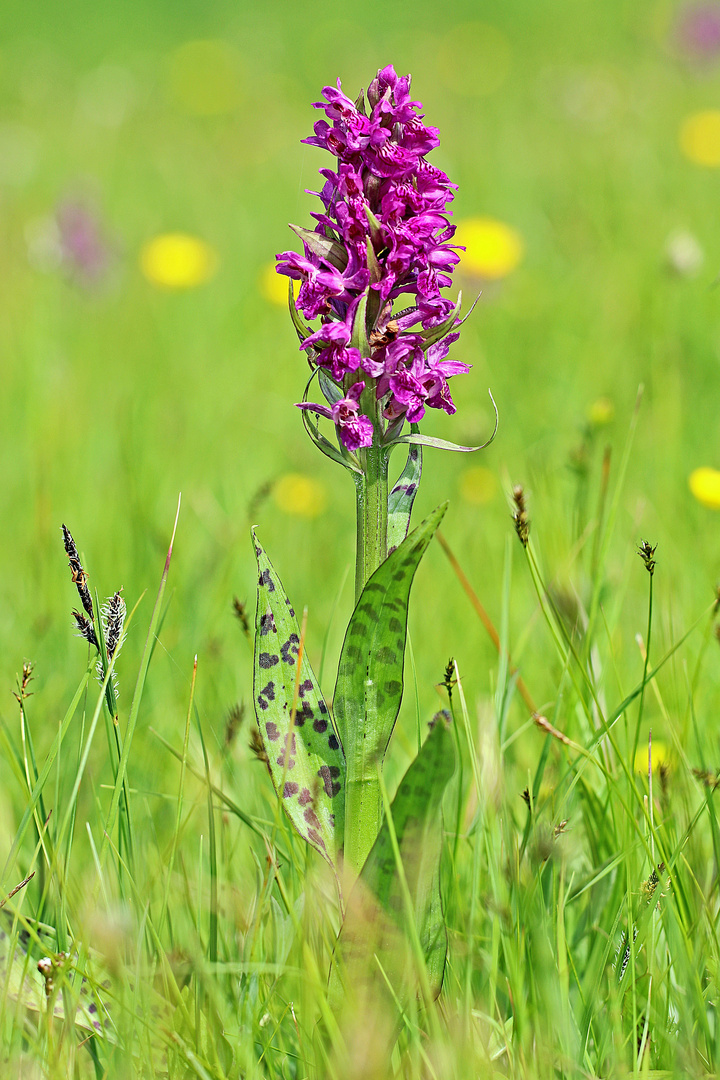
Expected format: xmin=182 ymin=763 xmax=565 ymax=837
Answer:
xmin=307 ymin=827 xmax=326 ymax=851
xmin=259 ymin=570 xmax=275 ymax=592
xmin=259 ymin=652 xmax=279 ymax=669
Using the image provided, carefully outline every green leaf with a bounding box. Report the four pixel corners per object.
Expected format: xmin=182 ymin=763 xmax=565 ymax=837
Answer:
xmin=334 ymin=503 xmax=447 ymax=867
xmin=0 ymin=913 xmax=115 ymax=1037
xmin=300 ymin=371 xmax=362 ymax=474
xmin=388 ymin=390 xmax=499 ymax=454
xmin=390 ymin=433 xmax=482 ymax=452
xmin=365 ymin=237 xmax=383 ymax=286
xmin=364 ymin=206 xmax=385 ymax=252
xmin=318 ymin=368 xmax=344 ymax=406
xmin=252 ymin=534 xmax=346 ymax=872
xmin=288 ymin=224 xmax=348 ymax=271
xmin=300 ymin=405 xmax=360 ymax=473
xmin=329 ymin=718 xmax=455 ymax=1006
xmin=420 ymin=293 xmax=462 ymax=350
xmin=287 ymin=279 xmax=312 ymax=343
xmin=387 ymin=427 xmax=422 ymax=553
xmin=350 ymin=288 xmax=371 ymax=358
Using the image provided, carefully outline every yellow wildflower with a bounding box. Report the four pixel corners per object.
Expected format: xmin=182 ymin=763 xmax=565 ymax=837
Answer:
xmin=633 ymin=740 xmax=671 ymax=776
xmin=455 ymin=217 xmax=524 ymax=280
xmin=679 ymin=109 xmax=720 ymax=167
xmin=260 ymin=263 xmax=291 ymax=307
xmin=689 ymin=467 xmax=720 ymax=509
xmin=140 ymin=233 xmax=217 ymax=289
xmin=273 ymin=474 xmax=328 ymax=518
xmin=588 ymin=397 xmax=614 ymax=427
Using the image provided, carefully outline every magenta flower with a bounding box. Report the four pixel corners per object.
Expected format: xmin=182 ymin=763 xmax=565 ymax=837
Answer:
xmin=298 ymin=382 xmax=374 ymax=452
xmin=276 ymin=65 xmax=470 ymax=456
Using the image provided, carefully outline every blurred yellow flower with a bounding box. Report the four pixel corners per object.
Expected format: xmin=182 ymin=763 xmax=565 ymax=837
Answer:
xmin=633 ymin=740 xmax=671 ymax=776
xmin=455 ymin=217 xmax=524 ymax=280
xmin=260 ymin=263 xmax=291 ymax=307
xmin=459 ymin=465 xmax=498 ymax=505
xmin=679 ymin=109 xmax=720 ymax=166
xmin=588 ymin=397 xmax=614 ymax=427
xmin=140 ymin=233 xmax=218 ymax=289
xmin=273 ymin=474 xmax=328 ymax=518
xmin=689 ymin=466 xmax=720 ymax=508
xmin=167 ymin=40 xmax=244 ymax=117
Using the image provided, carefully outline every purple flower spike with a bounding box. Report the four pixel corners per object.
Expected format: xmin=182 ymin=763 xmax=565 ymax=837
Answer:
xmin=278 ymin=65 xmax=471 ymax=453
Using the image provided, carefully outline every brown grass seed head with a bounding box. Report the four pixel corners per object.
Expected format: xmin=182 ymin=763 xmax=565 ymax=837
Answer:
xmin=512 ymin=485 xmax=530 ymax=547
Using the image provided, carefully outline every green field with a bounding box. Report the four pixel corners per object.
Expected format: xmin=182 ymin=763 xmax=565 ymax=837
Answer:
xmin=2 ymin=0 xmax=720 ymax=1075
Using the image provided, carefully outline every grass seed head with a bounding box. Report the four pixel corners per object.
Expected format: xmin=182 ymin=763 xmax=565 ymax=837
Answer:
xmin=72 ymin=610 xmax=99 ymax=650
xmin=13 ymin=661 xmax=34 ymax=704
xmin=232 ymin=596 xmax=251 ymax=639
xmin=511 ymin=485 xmax=530 ymax=547
xmin=61 ymin=524 xmax=94 ymax=620
xmin=102 ymin=591 xmax=126 ymax=660
xmin=637 ymin=539 xmax=657 ymax=576
xmin=224 ymin=702 xmax=245 ymax=748
xmin=249 ymin=727 xmax=271 ymax=773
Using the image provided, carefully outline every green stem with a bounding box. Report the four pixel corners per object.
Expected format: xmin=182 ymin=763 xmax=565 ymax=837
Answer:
xmin=345 ymin=426 xmax=389 ymax=872
xmin=353 ymin=439 xmax=389 ymax=604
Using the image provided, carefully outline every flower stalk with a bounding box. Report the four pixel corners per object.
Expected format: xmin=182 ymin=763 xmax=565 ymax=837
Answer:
xmin=266 ymin=64 xmax=487 ymax=887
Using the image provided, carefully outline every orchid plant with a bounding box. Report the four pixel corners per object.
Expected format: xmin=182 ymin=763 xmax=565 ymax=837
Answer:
xmin=252 ymin=65 xmax=495 ymax=1002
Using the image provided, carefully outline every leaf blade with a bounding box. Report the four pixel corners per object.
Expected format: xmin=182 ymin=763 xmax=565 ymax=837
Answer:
xmin=252 ymin=534 xmax=346 ymax=871
xmin=333 ymin=502 xmax=447 ymax=810
xmin=330 ymin=719 xmax=455 ymax=1005
xmin=387 ymin=428 xmax=422 ymax=553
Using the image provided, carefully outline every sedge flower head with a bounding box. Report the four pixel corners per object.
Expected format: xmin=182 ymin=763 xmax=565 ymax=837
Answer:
xmin=140 ymin=233 xmax=218 ymax=289
xmin=276 ymin=65 xmax=471 ymax=453
xmin=690 ymin=466 xmax=720 ymax=508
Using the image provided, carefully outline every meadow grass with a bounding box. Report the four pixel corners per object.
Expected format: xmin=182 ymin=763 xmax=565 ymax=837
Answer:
xmin=3 ymin=0 xmax=720 ymax=1075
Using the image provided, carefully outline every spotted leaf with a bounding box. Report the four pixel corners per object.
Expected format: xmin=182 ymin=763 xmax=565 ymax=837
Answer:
xmin=252 ymin=532 xmax=345 ymax=872
xmin=0 ymin=915 xmax=114 ymax=1037
xmin=387 ymin=426 xmax=422 ymax=554
xmin=333 ymin=502 xmax=447 ymax=865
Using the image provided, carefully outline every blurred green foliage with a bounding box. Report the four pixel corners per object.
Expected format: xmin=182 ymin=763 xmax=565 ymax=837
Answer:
xmin=1 ymin=0 xmax=720 ymax=876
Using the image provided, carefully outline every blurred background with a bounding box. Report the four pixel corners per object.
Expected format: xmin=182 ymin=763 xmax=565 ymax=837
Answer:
xmin=2 ymin=0 xmax=720 ymax=842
